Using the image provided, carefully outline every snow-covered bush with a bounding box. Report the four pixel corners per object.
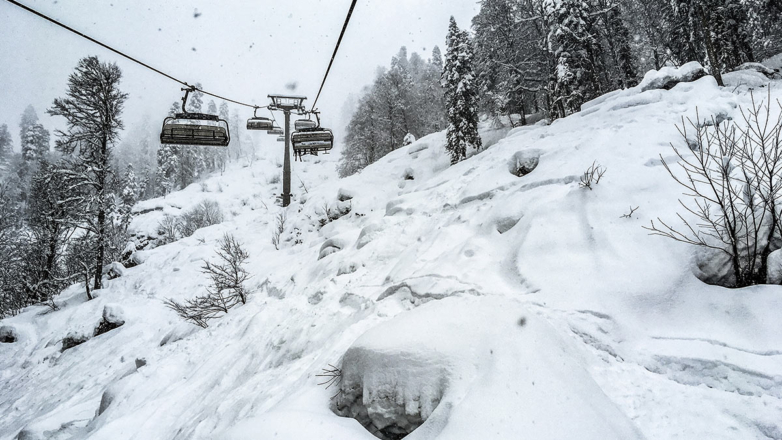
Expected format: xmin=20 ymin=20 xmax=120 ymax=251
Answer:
xmin=164 ymin=234 xmax=251 ymax=328
xmin=317 ymin=202 xmax=351 ymax=228
xmin=647 ymin=92 xmax=782 ymax=287
xmin=177 ymin=200 xmax=224 ymax=237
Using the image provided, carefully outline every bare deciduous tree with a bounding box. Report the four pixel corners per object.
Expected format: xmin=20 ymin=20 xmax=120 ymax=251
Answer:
xmin=646 ymin=92 xmax=782 ymax=287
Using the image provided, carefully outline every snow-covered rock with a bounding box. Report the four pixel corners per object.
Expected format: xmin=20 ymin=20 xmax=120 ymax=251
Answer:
xmin=734 ymin=62 xmax=778 ymax=77
xmin=507 ymin=149 xmax=541 ymax=177
xmin=93 ymin=304 xmax=126 ymax=337
xmin=319 ymin=237 xmax=349 ymax=260
xmin=0 ymin=325 xmax=17 ymax=343
xmin=638 ymin=61 xmax=707 ymax=92
xmin=767 ymin=249 xmax=782 ymax=284
xmin=103 ymin=262 xmax=126 ymax=280
xmin=333 ymin=297 xmax=645 ymax=440
xmin=61 ymin=331 xmax=91 ymax=351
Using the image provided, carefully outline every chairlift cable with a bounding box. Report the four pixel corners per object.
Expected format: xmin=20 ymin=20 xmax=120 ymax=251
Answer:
xmin=310 ymin=0 xmax=357 ymax=110
xmin=3 ymin=0 xmax=260 ymax=109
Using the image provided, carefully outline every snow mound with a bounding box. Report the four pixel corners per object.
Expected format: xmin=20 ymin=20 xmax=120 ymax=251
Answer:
xmin=638 ymin=61 xmax=707 ymax=92
xmin=333 ymin=297 xmax=645 ymax=440
xmin=734 ymin=62 xmax=778 ymax=77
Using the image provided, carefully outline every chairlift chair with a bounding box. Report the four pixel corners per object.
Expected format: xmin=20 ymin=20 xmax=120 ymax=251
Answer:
xmin=246 ymin=107 xmax=274 ymax=131
xmin=291 ymin=127 xmax=334 ymax=156
xmin=160 ymin=88 xmax=229 ymax=147
xmin=276 ymin=135 xmax=285 ymax=142
xmin=268 ymin=127 xmax=284 ymax=136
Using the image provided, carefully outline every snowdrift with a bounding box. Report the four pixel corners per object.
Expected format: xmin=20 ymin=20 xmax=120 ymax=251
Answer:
xmin=2 ymin=64 xmax=782 ymax=440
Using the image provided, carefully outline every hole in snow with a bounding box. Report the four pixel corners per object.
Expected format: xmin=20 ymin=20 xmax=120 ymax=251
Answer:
xmin=0 ymin=325 xmax=17 ymax=343
xmin=508 ymin=150 xmax=540 ymax=177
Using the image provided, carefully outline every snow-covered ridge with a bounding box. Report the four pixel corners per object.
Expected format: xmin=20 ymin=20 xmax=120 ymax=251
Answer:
xmin=2 ymin=68 xmax=782 ymax=440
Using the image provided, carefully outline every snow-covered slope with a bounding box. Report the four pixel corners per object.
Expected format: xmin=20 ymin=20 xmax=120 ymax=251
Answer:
xmin=2 ymin=71 xmax=782 ymax=440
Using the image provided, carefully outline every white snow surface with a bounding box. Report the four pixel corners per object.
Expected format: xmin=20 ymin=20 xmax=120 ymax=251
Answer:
xmin=2 ymin=72 xmax=782 ymax=440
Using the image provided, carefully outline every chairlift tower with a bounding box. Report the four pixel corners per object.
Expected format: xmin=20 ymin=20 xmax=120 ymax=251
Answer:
xmin=268 ymin=94 xmax=307 ymax=207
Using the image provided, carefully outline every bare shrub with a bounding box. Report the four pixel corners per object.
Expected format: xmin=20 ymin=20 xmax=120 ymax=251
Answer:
xmin=316 ymin=364 xmax=343 ymax=399
xmin=157 ymin=214 xmax=179 ymax=244
xmin=579 ymin=161 xmax=607 ymax=190
xmin=271 ymin=211 xmax=287 ymax=250
xmin=646 ymin=91 xmax=782 ymax=287
xmin=164 ymin=234 xmax=251 ymax=328
xmin=620 ymin=206 xmax=640 ymax=219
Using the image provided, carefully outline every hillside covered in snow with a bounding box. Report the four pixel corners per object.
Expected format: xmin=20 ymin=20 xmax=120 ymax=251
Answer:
xmin=2 ymin=59 xmax=782 ymax=440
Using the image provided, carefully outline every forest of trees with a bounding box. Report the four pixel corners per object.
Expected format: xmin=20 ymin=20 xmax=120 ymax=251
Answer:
xmin=0 ymin=59 xmax=253 ymax=317
xmin=338 ymin=46 xmax=448 ymax=177
xmin=339 ymin=0 xmax=782 ymax=174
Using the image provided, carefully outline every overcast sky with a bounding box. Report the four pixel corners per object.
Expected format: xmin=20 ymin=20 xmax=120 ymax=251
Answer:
xmin=0 ymin=0 xmax=480 ymax=150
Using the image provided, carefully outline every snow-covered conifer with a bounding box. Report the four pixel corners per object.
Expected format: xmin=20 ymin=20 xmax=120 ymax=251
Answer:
xmin=443 ymin=17 xmax=481 ymax=164
xmin=0 ymin=124 xmax=12 ymax=162
xmin=545 ymin=0 xmax=604 ymax=117
xmin=47 ymin=56 xmax=128 ymax=293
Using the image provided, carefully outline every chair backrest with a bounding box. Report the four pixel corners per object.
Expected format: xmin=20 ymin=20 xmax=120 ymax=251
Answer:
xmin=247 ymin=117 xmax=274 ymax=131
xmin=160 ymin=116 xmax=230 ymax=147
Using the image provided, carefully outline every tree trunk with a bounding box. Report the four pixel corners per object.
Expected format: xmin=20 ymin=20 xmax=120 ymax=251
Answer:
xmin=698 ymin=8 xmax=724 ymax=87
xmin=93 ymin=135 xmax=107 ymax=291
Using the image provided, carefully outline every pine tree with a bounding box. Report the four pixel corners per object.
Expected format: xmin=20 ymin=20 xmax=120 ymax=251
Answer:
xmin=169 ymin=101 xmax=182 ymax=116
xmin=20 ymin=123 xmax=50 ymax=161
xmin=188 ymin=83 xmax=204 ymax=113
xmin=545 ymin=0 xmax=604 ymax=117
xmin=596 ymin=0 xmax=639 ymax=88
xmin=19 ymin=105 xmax=38 ymax=139
xmin=119 ymin=163 xmax=140 ymax=227
xmin=444 ymin=17 xmax=482 ymax=164
xmin=0 ymin=124 xmax=12 ymax=163
xmin=157 ymin=143 xmax=179 ymax=195
xmin=207 ymin=100 xmax=218 ymax=115
xmin=430 ymin=45 xmax=443 ymax=71
xmin=48 ymin=56 xmax=128 ymax=295
xmin=229 ymin=110 xmax=243 ymax=161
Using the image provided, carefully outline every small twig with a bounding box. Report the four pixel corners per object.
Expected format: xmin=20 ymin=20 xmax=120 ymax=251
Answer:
xmin=620 ymin=206 xmax=639 ymax=219
xmin=315 ymin=364 xmax=343 ymax=389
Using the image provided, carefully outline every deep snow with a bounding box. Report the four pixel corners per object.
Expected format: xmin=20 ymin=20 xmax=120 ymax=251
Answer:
xmin=2 ymin=66 xmax=782 ymax=440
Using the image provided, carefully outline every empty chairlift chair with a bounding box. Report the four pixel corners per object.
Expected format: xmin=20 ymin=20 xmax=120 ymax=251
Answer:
xmin=276 ymin=135 xmax=285 ymax=142
xmin=268 ymin=126 xmax=284 ymax=136
xmin=247 ymin=107 xmax=274 ymax=131
xmin=160 ymin=87 xmax=230 ymax=147
xmin=291 ymin=127 xmax=334 ymax=157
